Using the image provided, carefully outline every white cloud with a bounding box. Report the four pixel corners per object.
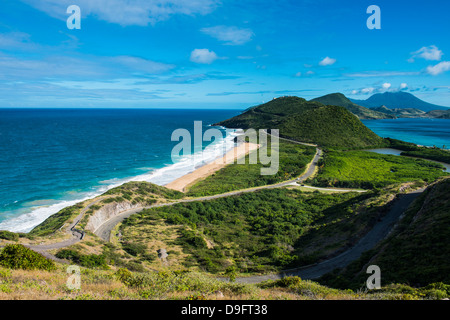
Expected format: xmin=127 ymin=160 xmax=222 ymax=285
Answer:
xmin=110 ymin=56 xmax=174 ymax=74
xmin=201 ymin=25 xmax=254 ymax=45
xmin=352 ymin=82 xmax=413 ymax=96
xmin=361 ymin=87 xmax=375 ymax=94
xmin=0 ymin=32 xmax=35 ymax=50
xmin=426 ymin=61 xmax=450 ymax=75
xmin=190 ymin=49 xmax=218 ymax=64
xmin=295 ymin=72 xmax=302 ymax=77
xmin=20 ymin=0 xmax=218 ymax=26
xmin=410 ymin=45 xmax=443 ymax=62
xmin=319 ymin=56 xmax=336 ymax=66
xmin=345 ymin=71 xmax=420 ymax=77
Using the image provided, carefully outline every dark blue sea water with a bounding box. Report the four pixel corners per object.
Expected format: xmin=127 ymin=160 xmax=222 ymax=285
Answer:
xmin=0 ymin=108 xmax=240 ymax=232
xmin=362 ymin=118 xmax=450 ymax=149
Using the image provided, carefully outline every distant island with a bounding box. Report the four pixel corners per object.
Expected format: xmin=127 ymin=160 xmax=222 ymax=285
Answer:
xmin=312 ymin=92 xmax=450 ymax=120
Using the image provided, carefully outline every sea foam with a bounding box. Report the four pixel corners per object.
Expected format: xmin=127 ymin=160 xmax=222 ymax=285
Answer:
xmin=0 ymin=129 xmax=240 ymax=233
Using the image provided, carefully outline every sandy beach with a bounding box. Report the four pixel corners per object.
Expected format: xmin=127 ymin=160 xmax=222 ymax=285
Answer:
xmin=165 ymin=142 xmax=260 ymax=192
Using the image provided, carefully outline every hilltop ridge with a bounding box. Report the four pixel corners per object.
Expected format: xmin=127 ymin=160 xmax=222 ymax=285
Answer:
xmin=311 ymin=93 xmax=396 ymax=119
xmin=216 ymin=96 xmax=384 ymax=148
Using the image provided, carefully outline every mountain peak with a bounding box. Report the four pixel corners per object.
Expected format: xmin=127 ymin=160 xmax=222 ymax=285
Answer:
xmin=311 ymin=93 xmax=396 ymax=119
xmin=351 ymin=92 xmax=448 ymax=112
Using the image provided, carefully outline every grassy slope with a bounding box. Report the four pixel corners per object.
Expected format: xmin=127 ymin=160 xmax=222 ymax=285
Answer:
xmin=3 ymin=264 xmax=447 ymax=300
xmin=29 ymin=182 xmax=183 ymax=237
xmin=310 ymin=150 xmax=448 ymax=189
xmin=118 ymin=188 xmax=394 ymax=274
xmin=279 ymin=105 xmax=383 ymax=148
xmin=387 ymin=138 xmax=450 ymax=164
xmin=216 ymin=96 xmax=384 ymax=149
xmin=319 ymin=178 xmax=450 ymax=290
xmin=186 ymin=139 xmax=316 ymax=197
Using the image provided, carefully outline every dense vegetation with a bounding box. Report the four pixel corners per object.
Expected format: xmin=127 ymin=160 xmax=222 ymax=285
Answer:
xmin=0 ymin=231 xmax=19 ymax=241
xmin=310 ymin=150 xmax=447 ymax=189
xmin=279 ymin=105 xmax=384 ymax=149
xmin=54 ymin=242 xmax=154 ymax=272
xmin=119 ymin=188 xmax=388 ymax=274
xmin=386 ymin=138 xmax=450 ymax=164
xmin=187 ymin=139 xmax=316 ymax=196
xmin=0 ymin=244 xmax=55 ymax=271
xmin=104 ymin=181 xmax=184 ymax=200
xmin=55 ymin=249 xmax=108 ymax=269
xmin=29 ymin=203 xmax=84 ymax=237
xmin=216 ymin=96 xmax=384 ymax=149
xmin=311 ymin=93 xmax=396 ymax=119
xmin=319 ymin=178 xmax=450 ymax=290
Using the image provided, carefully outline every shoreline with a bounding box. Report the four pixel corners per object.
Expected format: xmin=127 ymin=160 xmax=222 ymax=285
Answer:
xmin=0 ymin=130 xmax=243 ymax=233
xmin=164 ymin=142 xmax=261 ymax=192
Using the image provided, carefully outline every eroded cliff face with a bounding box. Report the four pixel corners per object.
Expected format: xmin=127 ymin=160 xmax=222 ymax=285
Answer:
xmin=85 ymin=201 xmax=142 ymax=232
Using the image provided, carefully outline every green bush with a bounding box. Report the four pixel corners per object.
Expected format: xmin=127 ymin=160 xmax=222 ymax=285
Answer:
xmin=0 ymin=244 xmax=56 ymax=271
xmin=122 ymin=242 xmax=147 ymax=256
xmin=114 ymin=268 xmax=133 ymax=285
xmin=0 ymin=267 xmax=12 ymax=278
xmin=0 ymin=230 xmax=19 ymax=241
xmin=55 ymin=249 xmax=81 ymax=261
xmin=55 ymin=249 xmax=107 ymax=269
xmin=180 ymin=230 xmax=207 ymax=249
xmin=277 ymin=276 xmax=303 ymax=287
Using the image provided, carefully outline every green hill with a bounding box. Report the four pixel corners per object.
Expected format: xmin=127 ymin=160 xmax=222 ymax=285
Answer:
xmin=426 ymin=109 xmax=450 ymax=119
xmin=311 ymin=93 xmax=396 ymax=119
xmin=320 ymin=178 xmax=450 ymax=290
xmin=216 ymin=96 xmax=384 ymax=149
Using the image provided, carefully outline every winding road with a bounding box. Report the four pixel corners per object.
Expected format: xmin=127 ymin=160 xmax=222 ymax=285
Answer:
xmin=95 ymin=146 xmax=322 ymax=241
xmin=235 ymin=188 xmax=425 ymax=283
xmin=8 ymin=133 xmax=426 ymax=282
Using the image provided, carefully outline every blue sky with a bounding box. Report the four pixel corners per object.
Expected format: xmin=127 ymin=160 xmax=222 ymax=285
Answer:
xmin=0 ymin=0 xmax=449 ymax=108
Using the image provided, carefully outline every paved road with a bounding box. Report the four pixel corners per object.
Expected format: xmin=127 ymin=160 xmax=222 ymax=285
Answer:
xmin=24 ymin=197 xmax=107 ymax=253
xmin=95 ymin=146 xmax=323 ymax=241
xmin=235 ymin=188 xmax=425 ymax=283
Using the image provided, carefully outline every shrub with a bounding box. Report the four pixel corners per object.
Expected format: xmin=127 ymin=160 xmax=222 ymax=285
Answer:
xmin=124 ymin=261 xmax=145 ymax=272
xmin=0 ymin=267 xmax=12 ymax=278
xmin=180 ymin=230 xmax=207 ymax=249
xmin=114 ymin=268 xmax=133 ymax=284
xmin=122 ymin=242 xmax=147 ymax=256
xmin=56 ymin=249 xmax=81 ymax=261
xmin=55 ymin=249 xmax=107 ymax=269
xmin=0 ymin=244 xmax=56 ymax=271
xmin=0 ymin=230 xmax=19 ymax=241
